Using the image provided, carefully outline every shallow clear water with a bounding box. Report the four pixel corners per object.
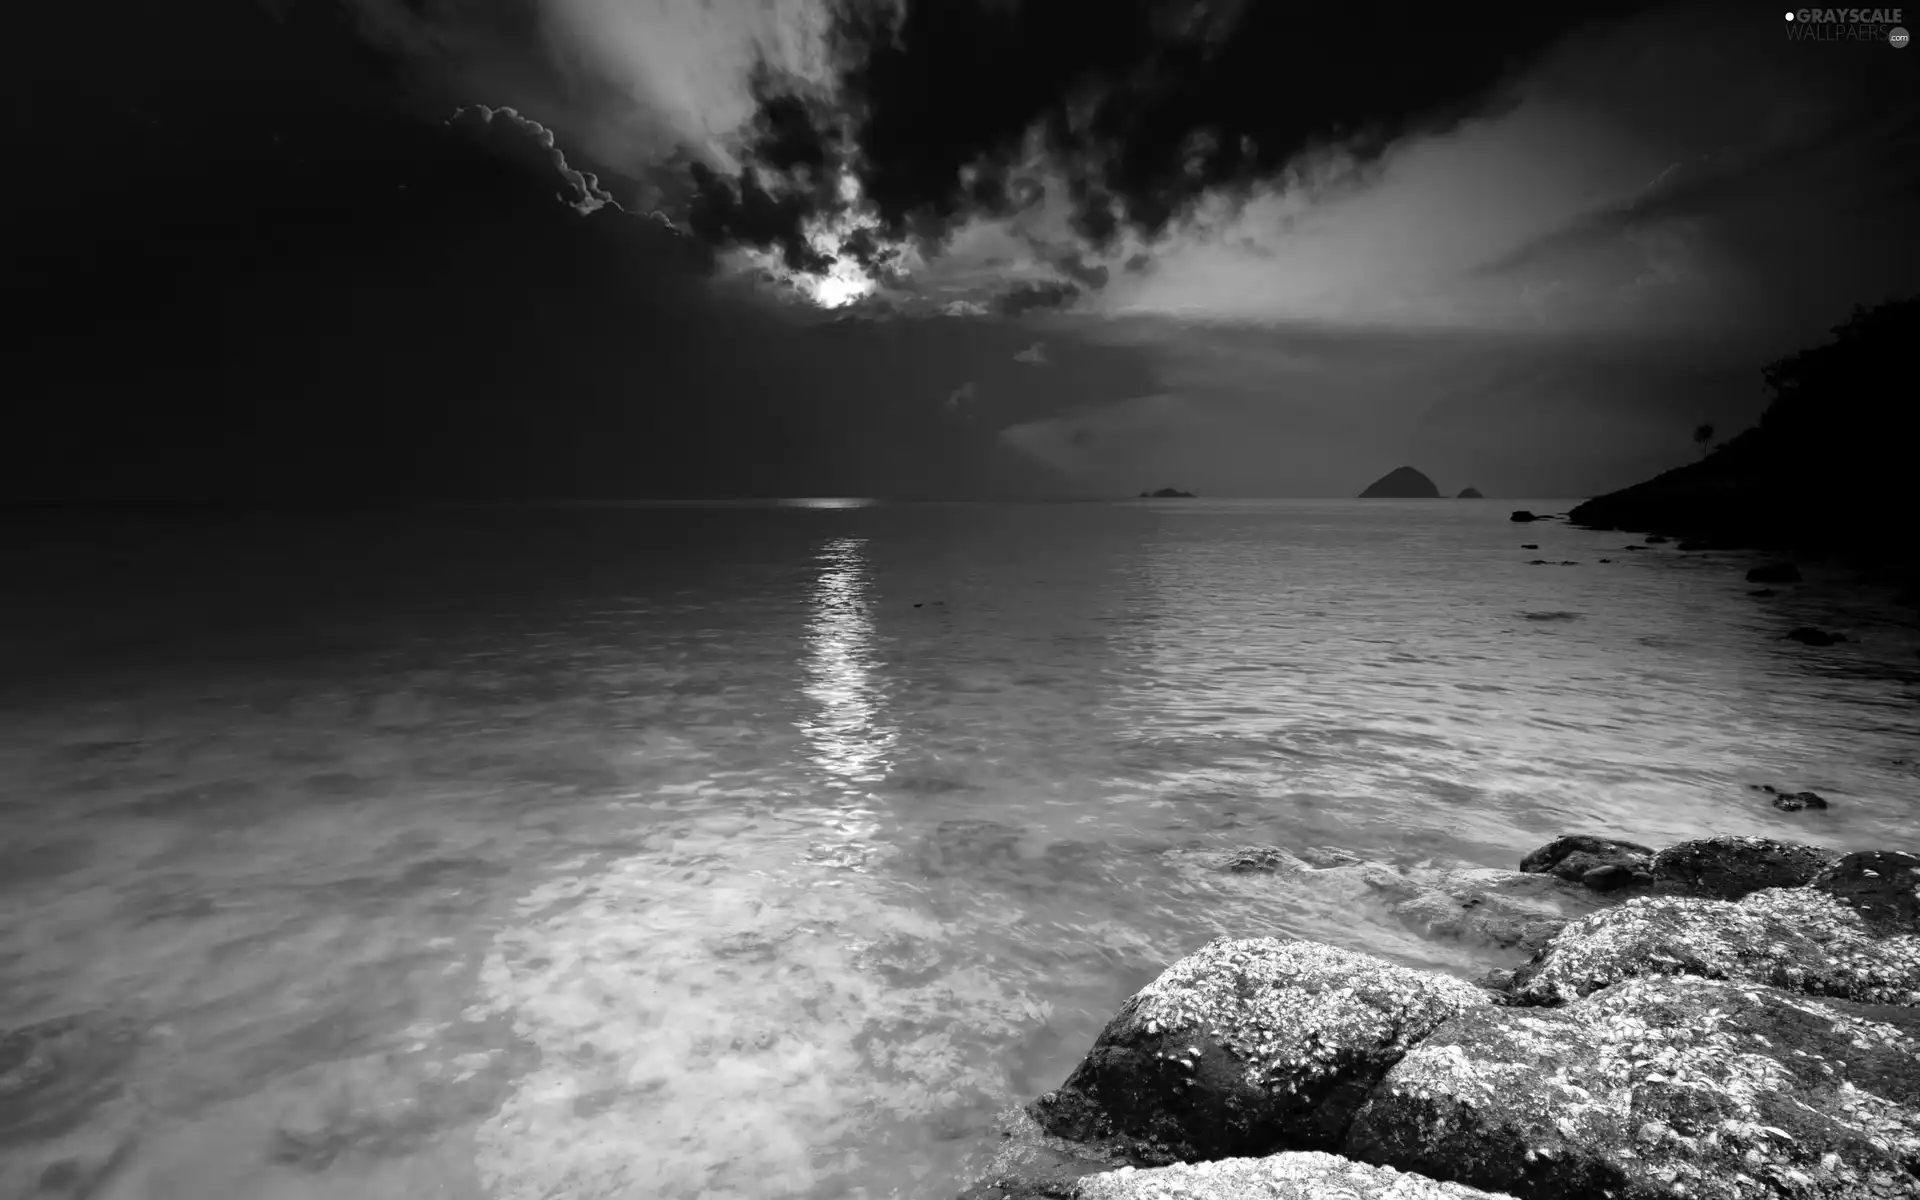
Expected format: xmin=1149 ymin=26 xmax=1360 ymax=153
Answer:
xmin=3 ymin=499 xmax=1916 ymax=1199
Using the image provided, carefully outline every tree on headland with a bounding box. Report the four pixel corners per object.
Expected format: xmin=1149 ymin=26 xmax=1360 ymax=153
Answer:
xmin=1570 ymin=295 xmax=1917 ymax=555
xmin=1692 ymin=423 xmax=1713 ymax=456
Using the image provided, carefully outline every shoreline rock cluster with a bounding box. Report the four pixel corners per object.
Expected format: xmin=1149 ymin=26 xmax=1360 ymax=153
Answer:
xmin=958 ymin=836 xmax=1920 ymax=1200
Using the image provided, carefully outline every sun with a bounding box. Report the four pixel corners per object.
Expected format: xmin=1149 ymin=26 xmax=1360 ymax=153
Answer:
xmin=808 ymin=269 xmax=874 ymax=308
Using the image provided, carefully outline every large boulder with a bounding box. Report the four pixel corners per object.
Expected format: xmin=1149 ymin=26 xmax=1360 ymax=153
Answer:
xmin=1814 ymin=851 xmax=1920 ymax=935
xmin=1508 ymin=887 xmax=1920 ymax=1007
xmin=1074 ymin=1151 xmax=1517 ymax=1199
xmin=1648 ymin=836 xmax=1840 ymax=900
xmin=1345 ymin=974 xmax=1920 ymax=1200
xmin=1028 ymin=938 xmax=1490 ymax=1163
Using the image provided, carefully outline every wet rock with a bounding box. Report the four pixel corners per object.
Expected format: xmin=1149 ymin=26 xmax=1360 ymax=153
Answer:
xmin=1623 ymin=544 xmax=1647 ymax=550
xmin=1644 ymin=535 xmax=1670 ymax=544
xmin=1748 ymin=588 xmax=1777 ymax=597
xmin=1073 ymin=1151 xmax=1515 ymax=1199
xmin=1345 ymin=974 xmax=1920 ymax=1200
xmin=1813 ymin=851 xmax=1920 ymax=935
xmin=1746 ymin=563 xmax=1803 ymax=583
xmin=1508 ymin=886 xmax=1920 ymax=1006
xmin=1649 ymin=835 xmax=1840 ymax=900
xmin=1028 ymin=938 xmax=1490 ymax=1163
xmin=1520 ymin=543 xmax=1539 ymax=549
xmin=1511 ymin=511 xmax=1540 ymax=522
xmin=1785 ymin=626 xmax=1850 ymax=647
xmin=1518 ymin=835 xmax=1656 ymax=892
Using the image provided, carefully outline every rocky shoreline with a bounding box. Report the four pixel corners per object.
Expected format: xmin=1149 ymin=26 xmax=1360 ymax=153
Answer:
xmin=958 ymin=835 xmax=1920 ymax=1199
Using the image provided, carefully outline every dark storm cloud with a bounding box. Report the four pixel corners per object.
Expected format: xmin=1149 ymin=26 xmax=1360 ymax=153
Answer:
xmin=448 ymin=104 xmax=615 ymax=212
xmin=994 ymin=281 xmax=1080 ymax=317
xmin=681 ymin=0 xmax=1659 ymax=271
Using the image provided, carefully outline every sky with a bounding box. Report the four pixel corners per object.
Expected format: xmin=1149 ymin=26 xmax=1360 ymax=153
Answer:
xmin=5 ymin=0 xmax=1917 ymax=502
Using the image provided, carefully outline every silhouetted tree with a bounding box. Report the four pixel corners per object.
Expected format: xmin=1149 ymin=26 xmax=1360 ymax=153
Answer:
xmin=1692 ymin=423 xmax=1714 ymax=456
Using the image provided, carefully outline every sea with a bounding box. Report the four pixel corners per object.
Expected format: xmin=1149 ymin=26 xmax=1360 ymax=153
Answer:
xmin=3 ymin=498 xmax=1917 ymax=1200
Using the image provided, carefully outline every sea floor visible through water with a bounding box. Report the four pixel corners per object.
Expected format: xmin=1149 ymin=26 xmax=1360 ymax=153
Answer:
xmin=2 ymin=499 xmax=1917 ymax=1199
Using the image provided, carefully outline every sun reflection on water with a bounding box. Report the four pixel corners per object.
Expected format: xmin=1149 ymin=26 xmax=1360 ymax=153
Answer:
xmin=796 ymin=537 xmax=897 ymax=787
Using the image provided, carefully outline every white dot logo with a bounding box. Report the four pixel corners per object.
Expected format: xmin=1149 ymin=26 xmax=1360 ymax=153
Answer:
xmin=1784 ymin=10 xmax=1795 ymax=18
xmin=1892 ymin=25 xmax=1910 ymax=47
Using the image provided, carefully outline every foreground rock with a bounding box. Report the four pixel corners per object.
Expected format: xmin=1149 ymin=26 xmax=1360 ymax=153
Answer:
xmin=1346 ymin=974 xmax=1920 ymax=1200
xmin=1814 ymin=851 xmax=1920 ymax=934
xmin=1029 ymin=938 xmax=1489 ymax=1162
xmin=1508 ymin=886 xmax=1920 ymax=1006
xmin=1649 ymin=836 xmax=1839 ymax=900
xmin=1076 ymin=1152 xmax=1516 ymax=1199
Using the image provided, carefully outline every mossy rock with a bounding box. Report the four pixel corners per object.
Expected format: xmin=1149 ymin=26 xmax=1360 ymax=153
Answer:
xmin=1347 ymin=974 xmax=1920 ymax=1199
xmin=1510 ymin=887 xmax=1920 ymax=1007
xmin=1029 ymin=938 xmax=1489 ymax=1162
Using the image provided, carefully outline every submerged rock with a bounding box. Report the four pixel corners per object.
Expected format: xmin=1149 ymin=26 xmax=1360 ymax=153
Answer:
xmin=1028 ymin=938 xmax=1489 ymax=1162
xmin=1518 ymin=835 xmax=1656 ymax=893
xmin=1075 ymin=1151 xmax=1516 ymax=1199
xmin=1785 ymin=626 xmax=1850 ymax=647
xmin=1346 ymin=973 xmax=1920 ymax=1200
xmin=1649 ymin=835 xmax=1840 ymax=900
xmin=0 ymin=1014 xmax=142 ymax=1145
xmin=1508 ymin=886 xmax=1920 ymax=1007
xmin=956 ymin=1107 xmax=1129 ymax=1200
xmin=1814 ymin=851 xmax=1920 ymax=935
xmin=1194 ymin=846 xmax=1607 ymax=957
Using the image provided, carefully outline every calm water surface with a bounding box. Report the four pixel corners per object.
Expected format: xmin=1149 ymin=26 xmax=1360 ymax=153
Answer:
xmin=3 ymin=499 xmax=1917 ymax=1199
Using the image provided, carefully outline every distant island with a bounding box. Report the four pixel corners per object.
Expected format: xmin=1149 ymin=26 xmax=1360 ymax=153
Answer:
xmin=1570 ymin=296 xmax=1915 ymax=588
xmin=1139 ymin=488 xmax=1197 ymax=498
xmin=1358 ymin=466 xmax=1440 ymax=498
xmin=1456 ymin=487 xmax=1484 ymax=498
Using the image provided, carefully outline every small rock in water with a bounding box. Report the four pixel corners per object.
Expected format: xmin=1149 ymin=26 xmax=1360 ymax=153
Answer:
xmin=1644 ymin=534 xmax=1669 ymax=543
xmin=1520 ymin=543 xmax=1538 ymax=549
xmin=1771 ymin=789 xmax=1830 ymax=812
xmin=1519 ymin=835 xmax=1656 ymax=891
xmin=1749 ymin=588 xmax=1777 ymax=597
